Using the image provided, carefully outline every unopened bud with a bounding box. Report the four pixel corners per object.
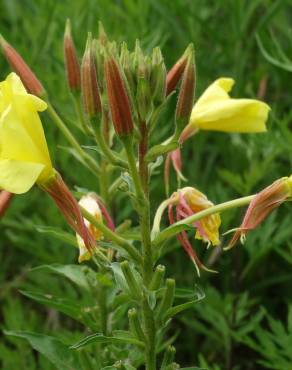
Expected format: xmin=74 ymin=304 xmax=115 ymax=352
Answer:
xmin=104 ymin=55 xmax=134 ymax=136
xmin=151 ymin=47 xmax=166 ymax=105
xmin=175 ymin=45 xmax=195 ymax=132
xmin=0 ymin=35 xmax=44 ymax=96
xmin=128 ymin=308 xmax=146 ymax=341
xmin=156 ymin=278 xmax=175 ymax=321
xmin=81 ymin=33 xmax=102 ymax=119
xmin=64 ymin=19 xmax=81 ymax=92
xmin=161 ymin=346 xmax=176 ymax=368
xmin=166 ymin=50 xmax=188 ymax=96
xmin=0 ymin=191 xmax=13 ymax=218
xmin=120 ymin=261 xmax=141 ymax=300
xmin=98 ymin=21 xmax=108 ymax=45
xmin=120 ymin=42 xmax=136 ymax=96
xmin=149 ymin=264 xmax=165 ymax=290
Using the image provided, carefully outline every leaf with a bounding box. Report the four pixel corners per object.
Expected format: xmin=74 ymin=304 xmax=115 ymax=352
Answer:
xmin=4 ymin=330 xmax=81 ymax=370
xmin=35 ymin=225 xmax=77 ymax=247
xmin=31 ymin=264 xmax=92 ymax=291
xmin=165 ymin=294 xmax=205 ymax=320
xmin=19 ymin=290 xmax=84 ymax=322
xmin=110 ymin=262 xmax=131 ymax=295
xmin=145 ymin=141 xmax=178 ymax=162
xmin=70 ymin=332 xmax=144 ymax=349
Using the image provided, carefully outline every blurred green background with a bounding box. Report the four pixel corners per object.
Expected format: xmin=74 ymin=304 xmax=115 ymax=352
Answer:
xmin=1 ymin=0 xmax=292 ymax=369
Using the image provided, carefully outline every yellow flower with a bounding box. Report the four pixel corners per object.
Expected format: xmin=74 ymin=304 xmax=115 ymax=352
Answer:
xmin=0 ymin=72 xmax=53 ymax=194
xmin=77 ymin=194 xmax=104 ymax=263
xmin=181 ymin=78 xmax=270 ymax=139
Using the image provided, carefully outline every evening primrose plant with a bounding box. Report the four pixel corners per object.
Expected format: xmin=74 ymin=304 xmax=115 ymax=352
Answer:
xmin=0 ymin=22 xmax=291 ymax=370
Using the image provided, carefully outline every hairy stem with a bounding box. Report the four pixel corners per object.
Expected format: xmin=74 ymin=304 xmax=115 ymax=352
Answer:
xmin=123 ymin=133 xmax=156 ymax=369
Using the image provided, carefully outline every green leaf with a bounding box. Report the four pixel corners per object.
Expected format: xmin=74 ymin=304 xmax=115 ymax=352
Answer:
xmin=19 ymin=290 xmax=84 ymax=322
xmin=145 ymin=141 xmax=178 ymax=162
xmin=35 ymin=225 xmax=78 ymax=247
xmin=31 ymin=264 xmax=92 ymax=291
xmin=70 ymin=332 xmax=144 ymax=349
xmin=4 ymin=330 xmax=81 ymax=370
xmin=165 ymin=293 xmax=205 ymax=320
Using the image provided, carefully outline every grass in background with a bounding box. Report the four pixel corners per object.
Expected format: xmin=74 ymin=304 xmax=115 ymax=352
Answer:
xmin=0 ymin=0 xmax=292 ymax=369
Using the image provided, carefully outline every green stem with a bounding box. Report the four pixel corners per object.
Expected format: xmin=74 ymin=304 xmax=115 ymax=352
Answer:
xmin=153 ymin=195 xmax=255 ymax=246
xmin=71 ymin=92 xmax=91 ymax=135
xmin=98 ymin=273 xmax=108 ymax=335
xmin=80 ymin=206 xmax=142 ymax=264
xmin=122 ymin=134 xmax=156 ymax=369
xmin=123 ymin=136 xmax=145 ymax=201
xmin=142 ymin=298 xmax=156 ymax=370
xmin=94 ymin=122 xmax=128 ymax=169
xmin=46 ymin=101 xmax=100 ymax=175
xmin=151 ymin=198 xmax=172 ymax=240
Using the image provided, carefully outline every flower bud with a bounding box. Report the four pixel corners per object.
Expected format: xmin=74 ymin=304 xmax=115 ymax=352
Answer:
xmin=104 ymin=55 xmax=134 ymax=136
xmin=175 ymin=46 xmax=196 ymax=132
xmin=64 ymin=19 xmax=81 ymax=92
xmin=81 ymin=33 xmax=102 ymax=119
xmin=157 ymin=278 xmax=175 ymax=321
xmin=166 ymin=50 xmax=188 ymax=96
xmin=149 ymin=264 xmax=165 ymax=290
xmin=161 ymin=346 xmax=176 ymax=368
xmin=0 ymin=35 xmax=44 ymax=96
xmin=128 ymin=308 xmax=146 ymax=341
xmin=119 ymin=42 xmax=137 ymax=106
xmin=98 ymin=21 xmax=108 ymax=45
xmin=120 ymin=261 xmax=142 ymax=300
xmin=0 ymin=191 xmax=13 ymax=218
xmin=150 ymin=47 xmax=166 ymax=105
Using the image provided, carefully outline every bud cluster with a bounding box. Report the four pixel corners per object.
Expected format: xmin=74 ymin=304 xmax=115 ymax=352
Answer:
xmin=0 ymin=20 xmax=196 ymax=144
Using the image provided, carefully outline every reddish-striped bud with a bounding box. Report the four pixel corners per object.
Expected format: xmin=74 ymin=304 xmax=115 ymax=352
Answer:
xmin=41 ymin=171 xmax=96 ymax=254
xmin=175 ymin=46 xmax=196 ymax=132
xmin=81 ymin=34 xmax=102 ymax=118
xmin=0 ymin=35 xmax=44 ymax=96
xmin=166 ymin=53 xmax=188 ymax=96
xmin=64 ymin=19 xmax=81 ymax=92
xmin=0 ymin=191 xmax=13 ymax=218
xmin=104 ymin=56 xmax=134 ymax=137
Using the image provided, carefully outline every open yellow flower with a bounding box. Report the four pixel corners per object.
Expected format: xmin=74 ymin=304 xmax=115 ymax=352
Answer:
xmin=181 ymin=77 xmax=270 ymax=140
xmin=0 ymin=73 xmax=96 ymax=254
xmin=0 ymin=72 xmax=53 ymax=194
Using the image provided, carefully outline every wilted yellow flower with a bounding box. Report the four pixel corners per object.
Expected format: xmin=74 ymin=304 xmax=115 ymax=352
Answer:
xmin=77 ymin=194 xmax=104 ymax=263
xmin=181 ymin=77 xmax=270 ymax=140
xmin=178 ymin=187 xmax=221 ymax=246
xmin=227 ymin=176 xmax=292 ymax=249
xmin=0 ymin=72 xmax=53 ymax=194
xmin=168 ymin=186 xmax=221 ymax=275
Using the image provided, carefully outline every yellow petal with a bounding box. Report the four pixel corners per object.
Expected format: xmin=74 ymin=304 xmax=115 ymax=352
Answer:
xmin=188 ymin=77 xmax=270 ymax=133
xmin=0 ymin=159 xmax=44 ymax=194
xmin=0 ymin=105 xmax=52 ymax=181
xmin=76 ymin=235 xmax=92 ymax=263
